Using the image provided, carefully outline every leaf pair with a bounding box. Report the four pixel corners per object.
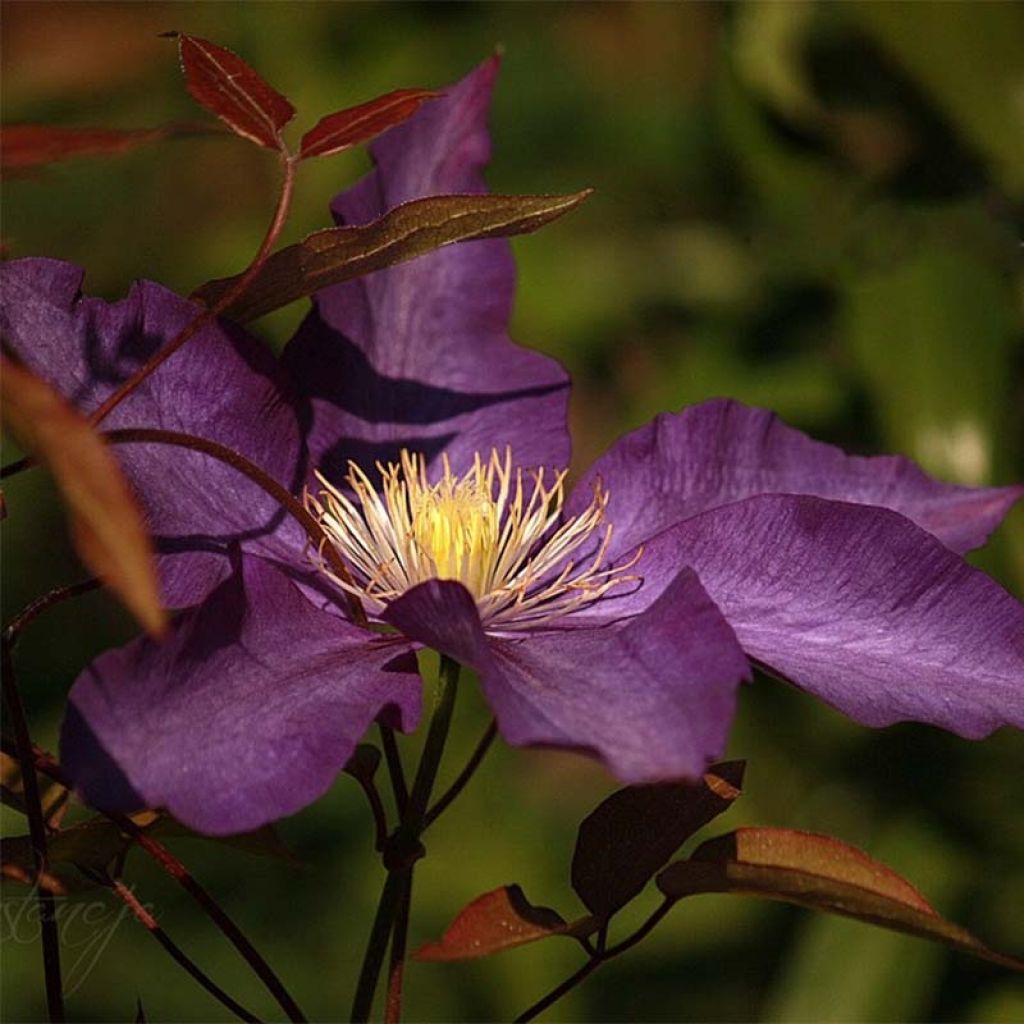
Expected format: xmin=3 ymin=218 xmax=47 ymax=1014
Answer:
xmin=171 ymin=33 xmax=438 ymax=160
xmin=417 ymin=763 xmax=1022 ymax=973
xmin=416 ymin=762 xmax=744 ymax=960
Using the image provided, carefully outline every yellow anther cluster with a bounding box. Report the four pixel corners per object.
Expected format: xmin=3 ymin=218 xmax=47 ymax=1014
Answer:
xmin=305 ymin=448 xmax=639 ymax=630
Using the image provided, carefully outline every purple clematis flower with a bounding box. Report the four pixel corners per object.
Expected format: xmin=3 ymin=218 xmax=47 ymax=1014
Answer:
xmin=3 ymin=58 xmax=1023 ymax=836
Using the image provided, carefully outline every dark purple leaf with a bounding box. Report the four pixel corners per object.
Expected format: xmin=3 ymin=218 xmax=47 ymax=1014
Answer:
xmin=571 ymin=761 xmax=744 ymax=918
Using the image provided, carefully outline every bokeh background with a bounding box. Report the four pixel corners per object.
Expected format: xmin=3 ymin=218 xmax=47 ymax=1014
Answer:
xmin=3 ymin=2 xmax=1023 ymax=1021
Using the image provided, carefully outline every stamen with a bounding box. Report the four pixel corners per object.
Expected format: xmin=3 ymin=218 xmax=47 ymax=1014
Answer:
xmin=304 ymin=448 xmax=640 ymax=630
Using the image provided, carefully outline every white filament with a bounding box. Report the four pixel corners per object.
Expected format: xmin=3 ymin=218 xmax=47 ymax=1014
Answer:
xmin=305 ymin=448 xmax=639 ymax=630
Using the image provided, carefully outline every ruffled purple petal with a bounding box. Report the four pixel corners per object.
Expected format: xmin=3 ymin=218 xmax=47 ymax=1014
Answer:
xmin=282 ymin=57 xmax=570 ymax=484
xmin=61 ymin=553 xmax=420 ymax=835
xmin=1 ymin=258 xmax=308 ymax=607
xmin=383 ymin=574 xmax=750 ymax=783
xmin=570 ymin=399 xmax=1022 ymax=559
xmin=597 ymin=495 xmax=1024 ymax=736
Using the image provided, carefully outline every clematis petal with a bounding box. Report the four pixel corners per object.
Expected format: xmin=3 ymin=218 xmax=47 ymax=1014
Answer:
xmin=61 ymin=553 xmax=421 ymax=835
xmin=607 ymin=495 xmax=1024 ymax=736
xmin=282 ymin=57 xmax=570 ymax=483
xmin=1 ymin=258 xmax=307 ymax=606
xmin=570 ymin=398 xmax=1022 ymax=559
xmin=383 ymin=573 xmax=750 ymax=783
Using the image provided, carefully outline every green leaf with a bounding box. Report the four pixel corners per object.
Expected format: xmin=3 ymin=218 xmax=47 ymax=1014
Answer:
xmin=192 ymin=190 xmax=593 ymax=322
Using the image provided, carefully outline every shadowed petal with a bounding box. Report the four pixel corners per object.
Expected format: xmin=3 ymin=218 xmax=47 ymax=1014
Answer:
xmin=282 ymin=57 xmax=570 ymax=484
xmin=61 ymin=554 xmax=421 ymax=835
xmin=383 ymin=573 xmax=750 ymax=783
xmin=570 ymin=399 xmax=1022 ymax=559
xmin=0 ymin=258 xmax=307 ymax=607
xmin=602 ymin=495 xmax=1024 ymax=736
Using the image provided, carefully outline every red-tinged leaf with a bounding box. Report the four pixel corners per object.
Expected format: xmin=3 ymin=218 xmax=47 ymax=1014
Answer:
xmin=0 ymin=122 xmax=217 ymax=177
xmin=572 ymin=761 xmax=744 ymax=918
xmin=657 ymin=828 xmax=1024 ymax=971
xmin=299 ymin=88 xmax=440 ymax=160
xmin=170 ymin=33 xmax=295 ymax=152
xmin=414 ymin=885 xmax=599 ymax=962
xmin=193 ymin=189 xmax=593 ymax=322
xmin=0 ymin=357 xmax=165 ymax=638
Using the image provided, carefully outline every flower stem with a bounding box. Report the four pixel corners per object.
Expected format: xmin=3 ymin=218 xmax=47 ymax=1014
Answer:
xmin=378 ymin=724 xmax=409 ymax=816
xmin=384 ymin=871 xmax=413 ymax=1024
xmin=424 ymin=718 xmax=497 ymax=829
xmin=350 ymin=655 xmax=461 ymax=1023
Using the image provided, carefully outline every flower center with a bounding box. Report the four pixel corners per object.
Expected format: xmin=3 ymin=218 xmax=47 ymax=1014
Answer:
xmin=305 ymin=448 xmax=639 ymax=630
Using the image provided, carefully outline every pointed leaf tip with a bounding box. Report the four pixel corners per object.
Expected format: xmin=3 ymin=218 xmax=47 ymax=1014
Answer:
xmin=299 ymin=89 xmax=442 ymax=160
xmin=414 ymin=885 xmax=598 ymax=962
xmin=193 ymin=190 xmax=593 ymax=322
xmin=571 ymin=761 xmax=745 ymax=918
xmin=657 ymin=827 xmax=1024 ymax=972
xmin=0 ymin=358 xmax=166 ymax=638
xmin=173 ymin=34 xmax=295 ymax=151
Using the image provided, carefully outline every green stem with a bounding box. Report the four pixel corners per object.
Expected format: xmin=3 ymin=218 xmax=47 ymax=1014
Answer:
xmin=350 ymin=655 xmax=461 ymax=1023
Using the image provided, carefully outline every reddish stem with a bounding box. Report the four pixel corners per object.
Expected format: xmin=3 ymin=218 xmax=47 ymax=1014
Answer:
xmin=87 ymin=154 xmax=297 ymax=428
xmin=384 ymin=870 xmax=413 ymax=1024
xmin=106 ymin=877 xmax=262 ymax=1023
xmin=13 ymin=745 xmax=307 ymax=1024
xmin=102 ymin=427 xmax=366 ymax=626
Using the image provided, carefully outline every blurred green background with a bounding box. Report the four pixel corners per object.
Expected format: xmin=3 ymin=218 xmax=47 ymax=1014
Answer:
xmin=3 ymin=2 xmax=1023 ymax=1021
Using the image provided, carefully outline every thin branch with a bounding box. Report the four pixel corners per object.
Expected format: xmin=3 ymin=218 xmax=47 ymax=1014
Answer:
xmin=17 ymin=748 xmax=307 ymax=1024
xmin=103 ymin=427 xmax=366 ymax=626
xmin=0 ymin=643 xmax=64 ymax=1022
xmin=378 ymin=725 xmax=408 ymax=817
xmin=602 ymin=899 xmax=673 ymax=959
xmin=514 ymin=899 xmax=675 ymax=1023
xmin=104 ymin=876 xmax=263 ymax=1024
xmin=350 ymin=769 xmax=389 ymax=852
xmin=3 ymin=578 xmax=101 ymax=648
xmin=85 ymin=154 xmax=297 ymax=427
xmin=1 ymin=155 xmax=297 ymax=483
xmin=424 ymin=719 xmax=497 ymax=829
xmin=514 ymin=957 xmax=600 ymax=1024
